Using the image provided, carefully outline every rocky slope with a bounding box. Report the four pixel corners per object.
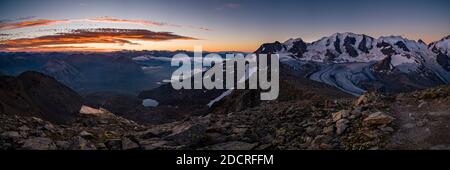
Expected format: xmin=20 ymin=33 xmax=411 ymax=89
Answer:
xmin=1 ymin=84 xmax=448 ymax=150
xmin=0 ymin=71 xmax=82 ymax=123
xmin=84 ymin=91 xmax=202 ymax=125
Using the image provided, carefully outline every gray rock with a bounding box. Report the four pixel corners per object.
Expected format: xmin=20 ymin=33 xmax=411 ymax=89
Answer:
xmin=139 ymin=127 xmax=170 ymax=139
xmin=204 ymin=132 xmax=228 ymax=145
xmin=231 ymin=127 xmax=248 ymax=136
xmin=18 ymin=126 xmax=31 ymax=131
xmin=430 ymin=145 xmax=450 ymax=150
xmin=363 ymin=112 xmax=395 ymax=126
xmin=332 ymin=110 xmax=350 ymax=122
xmin=254 ymin=143 xmax=273 ymax=150
xmin=69 ymin=136 xmax=97 ymax=150
xmin=139 ymin=138 xmax=172 ymax=150
xmin=55 ymin=140 xmax=70 ymax=149
xmin=323 ymin=125 xmax=335 ymax=135
xmin=306 ymin=126 xmax=319 ymax=135
xmin=416 ymin=119 xmax=428 ymax=127
xmin=1 ymin=131 xmax=21 ymax=139
xmin=29 ymin=130 xmax=46 ymax=137
xmin=354 ymin=92 xmax=377 ymax=106
xmin=21 ymin=137 xmax=56 ymax=150
xmin=349 ymin=109 xmax=362 ymax=119
xmin=95 ymin=143 xmax=107 ymax=150
xmin=122 ymin=137 xmax=139 ymax=150
xmin=311 ymin=135 xmax=333 ymax=148
xmin=336 ymin=119 xmax=349 ymax=135
xmin=402 ymin=123 xmax=415 ymax=129
xmin=201 ymin=141 xmax=258 ymax=150
xmin=311 ymin=135 xmax=332 ymax=144
xmin=164 ymin=119 xmax=209 ymax=146
xmin=31 ymin=117 xmax=44 ymax=124
xmin=105 ymin=139 xmax=122 ymax=150
xmin=41 ymin=124 xmax=56 ymax=132
xmin=380 ymin=126 xmax=394 ymax=133
xmin=79 ymin=131 xmax=94 ymax=139
xmin=261 ymin=134 xmax=275 ymax=144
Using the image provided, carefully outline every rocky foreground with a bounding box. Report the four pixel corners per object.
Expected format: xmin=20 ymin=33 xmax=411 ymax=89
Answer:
xmin=1 ymin=85 xmax=449 ymax=150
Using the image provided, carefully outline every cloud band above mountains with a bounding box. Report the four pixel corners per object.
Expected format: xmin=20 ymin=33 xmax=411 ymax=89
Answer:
xmin=0 ymin=28 xmax=197 ymax=51
xmin=0 ymin=19 xmax=69 ymax=30
xmin=0 ymin=17 xmax=210 ymax=31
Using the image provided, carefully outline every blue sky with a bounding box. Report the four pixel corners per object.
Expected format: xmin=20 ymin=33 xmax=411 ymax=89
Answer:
xmin=1 ymin=0 xmax=449 ymax=52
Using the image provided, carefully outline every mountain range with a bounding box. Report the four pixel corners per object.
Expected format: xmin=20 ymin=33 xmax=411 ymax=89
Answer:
xmin=142 ymin=33 xmax=450 ymax=115
xmin=257 ymin=33 xmax=450 ymax=95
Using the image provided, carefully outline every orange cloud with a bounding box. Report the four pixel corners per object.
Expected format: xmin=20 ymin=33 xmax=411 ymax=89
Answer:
xmin=0 ymin=17 xmax=211 ymax=31
xmin=3 ymin=45 xmax=116 ymax=52
xmin=0 ymin=28 xmax=197 ymax=51
xmin=89 ymin=17 xmax=172 ymax=27
xmin=0 ymin=19 xmax=69 ymax=30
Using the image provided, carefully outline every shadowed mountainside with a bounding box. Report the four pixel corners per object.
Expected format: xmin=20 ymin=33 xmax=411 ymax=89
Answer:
xmin=0 ymin=71 xmax=82 ymax=123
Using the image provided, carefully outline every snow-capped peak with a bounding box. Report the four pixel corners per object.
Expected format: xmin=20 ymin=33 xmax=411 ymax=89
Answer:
xmin=429 ymin=35 xmax=450 ymax=55
xmin=256 ymin=33 xmax=449 ymax=71
xmin=283 ymin=37 xmax=305 ymax=49
xmin=377 ymin=35 xmax=429 ymax=53
xmin=253 ymin=33 xmax=450 ymax=96
xmin=428 ymin=35 xmax=450 ymax=74
xmin=297 ymin=32 xmax=379 ymax=62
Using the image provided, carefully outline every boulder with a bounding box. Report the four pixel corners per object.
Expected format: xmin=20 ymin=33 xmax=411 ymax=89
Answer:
xmin=79 ymin=131 xmax=94 ymax=139
xmin=139 ymin=139 xmax=171 ymax=150
xmin=363 ymin=112 xmax=395 ymax=126
xmin=1 ymin=131 xmax=21 ymax=140
xmin=69 ymin=136 xmax=97 ymax=150
xmin=164 ymin=118 xmax=209 ymax=146
xmin=105 ymin=139 xmax=122 ymax=150
xmin=354 ymin=92 xmax=378 ymax=106
xmin=18 ymin=125 xmax=31 ymax=131
xmin=322 ymin=125 xmax=335 ymax=135
xmin=55 ymin=140 xmax=70 ymax=149
xmin=311 ymin=135 xmax=333 ymax=149
xmin=336 ymin=119 xmax=349 ymax=135
xmin=139 ymin=126 xmax=171 ymax=139
xmin=332 ymin=110 xmax=350 ymax=122
xmin=79 ymin=105 xmax=114 ymax=117
xmin=21 ymin=137 xmax=57 ymax=150
xmin=122 ymin=137 xmax=139 ymax=150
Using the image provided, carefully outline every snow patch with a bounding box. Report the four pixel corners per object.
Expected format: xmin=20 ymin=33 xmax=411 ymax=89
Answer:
xmin=390 ymin=54 xmax=416 ymax=66
xmin=207 ymin=89 xmax=233 ymax=107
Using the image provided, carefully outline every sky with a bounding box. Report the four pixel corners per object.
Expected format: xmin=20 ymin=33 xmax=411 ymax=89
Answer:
xmin=0 ymin=0 xmax=449 ymax=52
